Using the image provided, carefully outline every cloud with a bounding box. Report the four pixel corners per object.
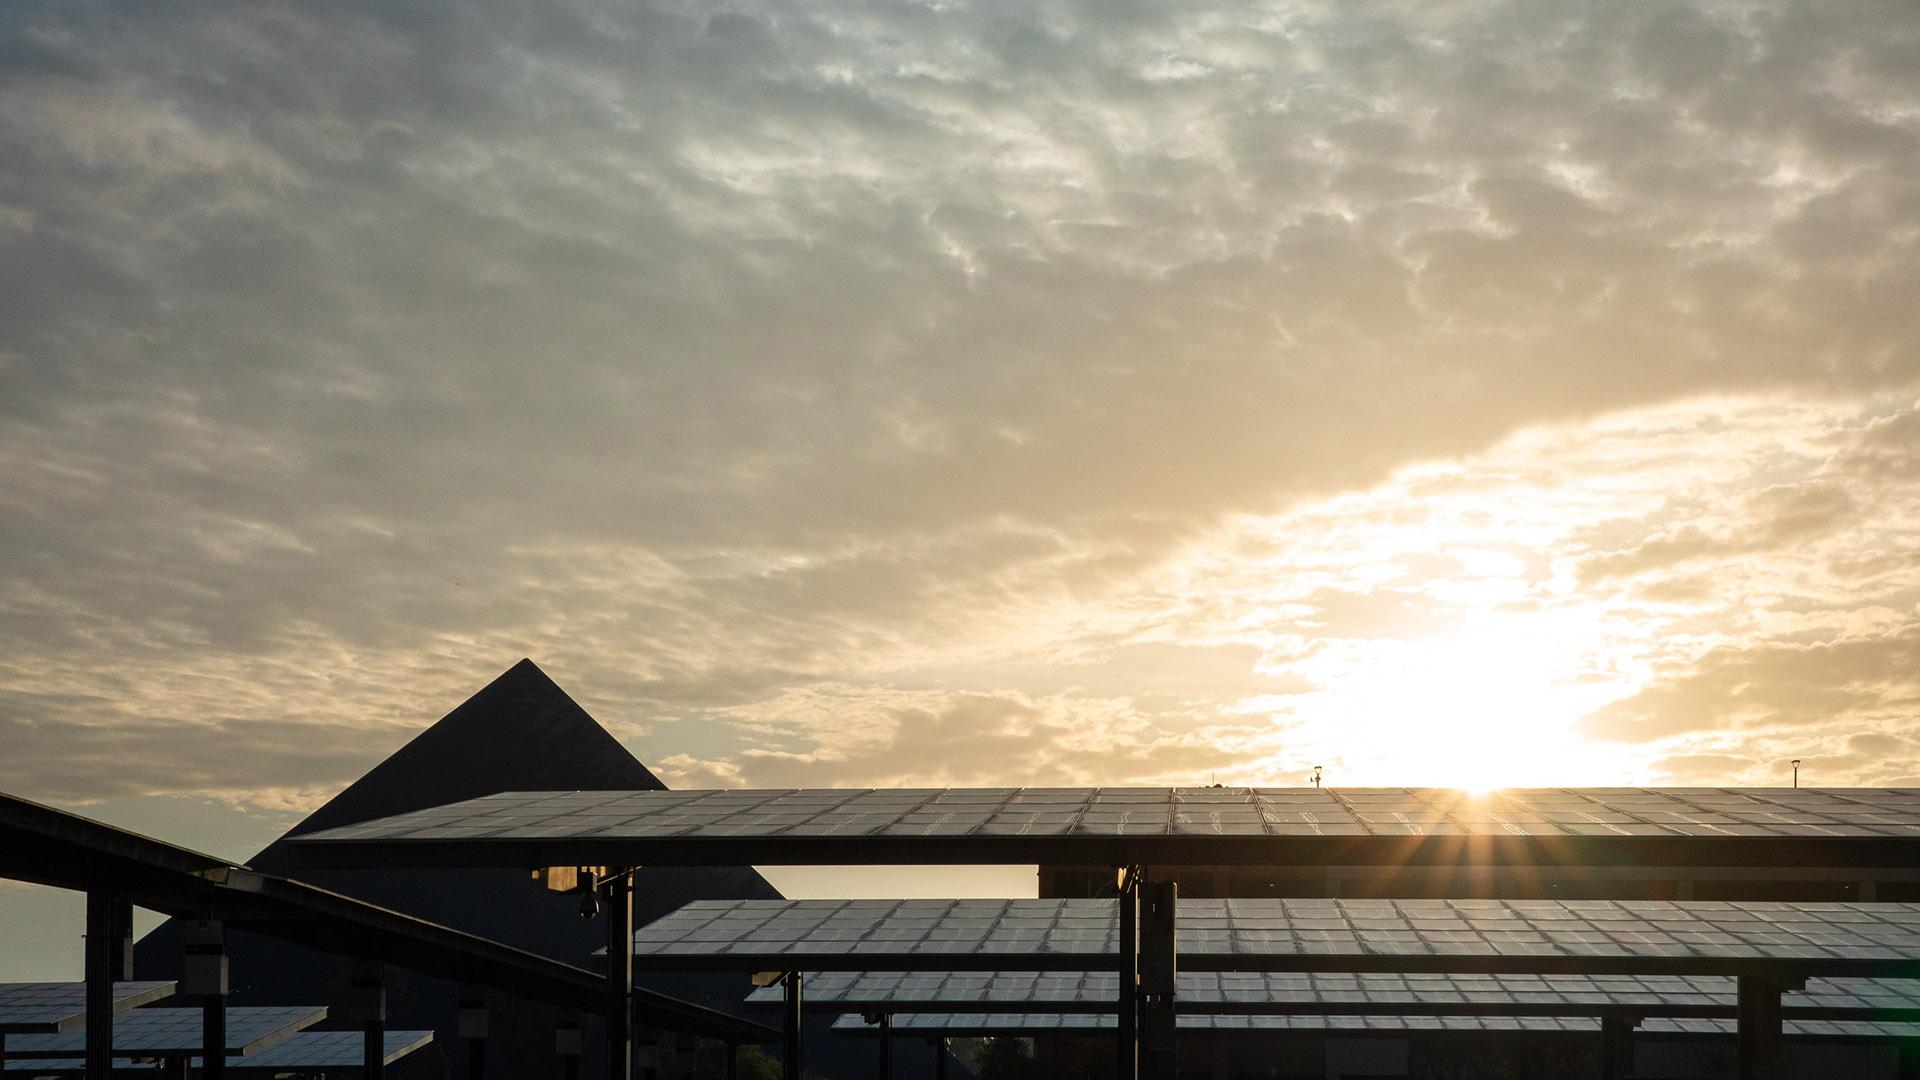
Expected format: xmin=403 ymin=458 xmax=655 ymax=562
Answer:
xmin=1578 ymin=480 xmax=1856 ymax=581
xmin=1582 ymin=624 xmax=1920 ymax=744
xmin=1 ymin=0 xmax=1918 ymax=801
xmin=655 ymin=685 xmax=1268 ymax=790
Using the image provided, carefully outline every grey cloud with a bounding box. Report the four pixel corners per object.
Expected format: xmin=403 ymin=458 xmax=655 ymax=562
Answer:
xmin=0 ymin=703 xmax=401 ymax=804
xmin=658 ymin=688 xmax=1261 ymax=789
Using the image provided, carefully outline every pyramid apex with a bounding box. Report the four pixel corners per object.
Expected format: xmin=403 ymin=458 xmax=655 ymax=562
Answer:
xmin=260 ymin=659 xmax=664 ymax=854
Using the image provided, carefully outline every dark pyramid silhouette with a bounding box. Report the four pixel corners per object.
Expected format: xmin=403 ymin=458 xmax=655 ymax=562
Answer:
xmin=134 ymin=659 xmax=792 ymax=1078
xmin=261 ymin=656 xmax=676 ymax=849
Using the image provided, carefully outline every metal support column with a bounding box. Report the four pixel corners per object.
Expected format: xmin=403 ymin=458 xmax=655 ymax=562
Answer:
xmin=879 ymin=1014 xmax=892 ymax=1079
xmin=1141 ymin=879 xmax=1178 ymax=1080
xmin=933 ymin=1038 xmax=947 ymax=1080
xmin=203 ymin=991 xmax=228 ymax=1079
xmin=185 ymin=921 xmax=229 ymax=1080
xmin=1899 ymin=1036 xmax=1920 ymax=1080
xmin=459 ymin=987 xmax=488 ymax=1080
xmin=1116 ymin=867 xmax=1139 ymax=1080
xmin=782 ymin=972 xmax=804 ymax=1080
xmin=556 ymin=1014 xmax=582 ymax=1080
xmin=84 ymin=881 xmax=122 ymax=1080
xmin=607 ymin=869 xmax=635 ymax=1080
xmin=726 ymin=1042 xmax=739 ymax=1080
xmin=344 ymin=959 xmax=386 ymax=1080
xmin=635 ymin=1032 xmax=656 ymax=1080
xmin=1599 ymin=1013 xmax=1637 ymax=1080
xmin=1737 ymin=975 xmax=1786 ymax=1080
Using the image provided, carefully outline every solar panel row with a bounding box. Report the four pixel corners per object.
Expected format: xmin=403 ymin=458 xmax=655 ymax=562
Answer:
xmin=302 ymin=788 xmax=1920 ymax=846
xmin=746 ymin=970 xmax=1920 ymax=1014
xmin=0 ymin=983 xmax=176 ymax=1034
xmin=2 ymin=1029 xmax=436 ymax=1074
xmin=2 ymin=1007 xmax=327 ymax=1059
xmin=830 ymin=1013 xmax=1920 ymax=1039
xmin=628 ymin=898 xmax=1920 ymax=977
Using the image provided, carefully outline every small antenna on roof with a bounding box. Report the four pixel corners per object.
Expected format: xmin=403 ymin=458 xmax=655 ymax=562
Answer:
xmin=1311 ymin=765 xmax=1323 ymax=789
xmin=1791 ymin=759 xmax=1801 ymax=789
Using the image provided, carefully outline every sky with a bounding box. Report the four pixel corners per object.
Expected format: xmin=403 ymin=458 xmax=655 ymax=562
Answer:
xmin=3 ymin=0 xmax=1919 ymax=977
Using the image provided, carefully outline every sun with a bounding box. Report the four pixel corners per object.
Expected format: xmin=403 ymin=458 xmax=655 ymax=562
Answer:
xmin=1285 ymin=619 xmax=1635 ymax=790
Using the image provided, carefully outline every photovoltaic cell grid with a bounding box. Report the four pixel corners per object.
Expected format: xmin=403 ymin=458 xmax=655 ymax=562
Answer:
xmin=830 ymin=1013 xmax=1920 ymax=1039
xmin=629 ymin=899 xmax=1117 ymax=970
xmin=630 ymin=899 xmax=1920 ymax=976
xmin=219 ymin=1029 xmax=435 ymax=1070
xmin=298 ymin=787 xmax=1920 ymax=847
xmin=0 ymin=983 xmax=176 ymax=1033
xmin=834 ymin=1012 xmax=1604 ymax=1034
xmin=2 ymin=1031 xmax=436 ymax=1075
xmin=745 ymin=970 xmax=1920 ymax=1016
xmin=2 ymin=1007 xmax=326 ymax=1059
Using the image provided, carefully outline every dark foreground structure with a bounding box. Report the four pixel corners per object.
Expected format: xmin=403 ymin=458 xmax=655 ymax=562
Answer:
xmin=0 ymin=788 xmax=775 ymax=1079
xmin=130 ymin=660 xmax=787 ymax=1078
xmin=295 ymin=785 xmax=1920 ymax=1080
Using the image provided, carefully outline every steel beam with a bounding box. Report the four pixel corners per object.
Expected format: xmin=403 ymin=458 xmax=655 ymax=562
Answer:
xmin=1116 ymin=868 xmax=1139 ymax=1080
xmin=783 ymin=972 xmax=804 ymax=1080
xmin=607 ymin=869 xmax=635 ymax=1080
xmin=185 ymin=920 xmax=229 ymax=1080
xmin=556 ymin=1014 xmax=582 ymax=1080
xmin=1737 ymin=975 xmax=1786 ymax=1080
xmin=1141 ymin=879 xmax=1178 ymax=1080
xmin=344 ymin=959 xmax=387 ymax=1080
xmin=1599 ymin=1013 xmax=1637 ymax=1080
xmin=460 ymin=986 xmax=489 ymax=1080
xmin=84 ymin=882 xmax=118 ymax=1080
xmin=203 ymin=994 xmax=228 ymax=1080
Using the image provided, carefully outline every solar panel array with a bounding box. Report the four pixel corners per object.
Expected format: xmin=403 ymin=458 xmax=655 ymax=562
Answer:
xmin=747 ymin=970 xmax=1920 ymax=1016
xmin=630 ymin=899 xmax=1116 ymax=970
xmin=3 ymin=1031 xmax=437 ymax=1075
xmin=0 ymin=983 xmax=175 ymax=1033
xmin=2 ymin=1006 xmax=326 ymax=1059
xmin=833 ymin=1013 xmax=1920 ymax=1039
xmin=832 ymin=1013 xmax=1607 ymax=1034
xmin=631 ymin=898 xmax=1920 ymax=976
xmin=301 ymin=787 xmax=1920 ymax=846
xmin=218 ymin=1028 xmax=435 ymax=1070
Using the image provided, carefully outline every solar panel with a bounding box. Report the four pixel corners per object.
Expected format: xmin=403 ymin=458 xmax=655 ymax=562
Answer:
xmin=830 ymin=1012 xmax=1604 ymax=1034
xmin=746 ymin=970 xmax=1920 ymax=1018
xmin=2 ymin=1006 xmax=326 ymax=1059
xmin=292 ymin=787 xmax=1920 ymax=869
xmin=627 ymin=899 xmax=1118 ymax=972
xmin=629 ymin=898 xmax=1920 ymax=978
xmin=0 ymin=983 xmax=176 ymax=1034
xmin=217 ymin=1028 xmax=435 ymax=1070
xmin=834 ymin=1013 xmax=1920 ymax=1039
xmin=3 ymin=1031 xmax=436 ymax=1074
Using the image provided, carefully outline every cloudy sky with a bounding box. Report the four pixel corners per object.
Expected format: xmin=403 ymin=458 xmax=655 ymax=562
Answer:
xmin=3 ymin=0 xmax=1919 ymax=974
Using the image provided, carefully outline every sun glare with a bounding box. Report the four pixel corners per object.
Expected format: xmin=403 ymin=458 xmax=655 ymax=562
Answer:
xmin=1273 ymin=618 xmax=1637 ymax=790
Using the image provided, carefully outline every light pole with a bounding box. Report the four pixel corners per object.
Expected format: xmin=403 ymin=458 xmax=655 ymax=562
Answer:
xmin=1791 ymin=759 xmax=1801 ymax=788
